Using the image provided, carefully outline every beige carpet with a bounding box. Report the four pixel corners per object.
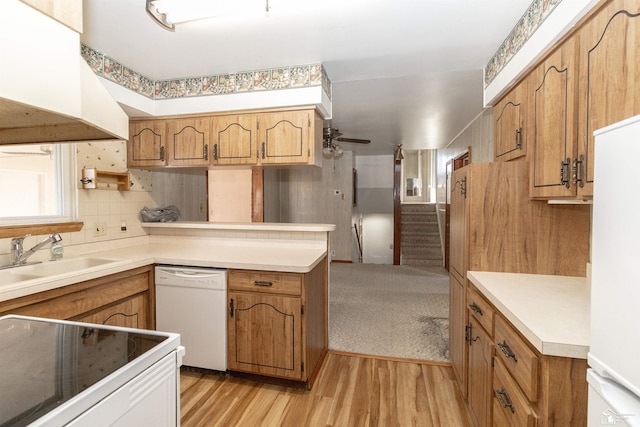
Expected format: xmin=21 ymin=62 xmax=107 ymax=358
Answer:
xmin=329 ymin=263 xmax=450 ymax=362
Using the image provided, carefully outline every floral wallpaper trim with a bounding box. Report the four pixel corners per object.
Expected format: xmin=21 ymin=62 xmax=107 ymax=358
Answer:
xmin=81 ymin=44 xmax=331 ymax=101
xmin=485 ymin=0 xmax=563 ymax=87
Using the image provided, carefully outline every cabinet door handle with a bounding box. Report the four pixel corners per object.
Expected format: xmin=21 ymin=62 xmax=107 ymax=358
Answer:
xmin=261 ymin=142 xmax=266 ymax=159
xmin=515 ymin=127 xmax=522 ymax=149
xmin=254 ymin=280 xmax=273 ymax=287
xmin=573 ymin=154 xmax=585 ymax=188
xmin=203 ymin=144 xmax=208 ymax=160
xmin=213 ymin=144 xmax=218 ymax=160
xmin=159 ymin=145 xmax=165 ymax=162
xmin=560 ymin=157 xmax=571 ymax=188
xmin=497 ymin=340 xmax=518 ymax=362
xmin=469 ymin=302 xmax=483 ymax=316
xmin=229 ymin=298 xmax=234 ymax=317
xmin=495 ymin=387 xmax=516 ymax=413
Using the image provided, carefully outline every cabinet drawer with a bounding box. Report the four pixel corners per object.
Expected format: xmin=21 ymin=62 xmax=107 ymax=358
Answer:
xmin=228 ymin=270 xmax=302 ymax=295
xmin=494 ymin=316 xmax=539 ymax=402
xmin=468 ymin=287 xmax=494 ymax=335
xmin=493 ymin=358 xmax=538 ymax=427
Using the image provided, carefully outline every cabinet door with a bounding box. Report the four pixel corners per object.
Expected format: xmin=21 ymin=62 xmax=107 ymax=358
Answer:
xmin=211 ymin=114 xmax=259 ymax=165
xmin=468 ymin=316 xmax=493 ymax=427
xmin=449 ymin=273 xmax=468 ymax=398
xmin=128 ymin=120 xmax=167 ymax=168
xmin=530 ymin=37 xmax=579 ymax=199
xmin=228 ymin=291 xmax=302 ymax=380
xmin=167 ymin=118 xmax=210 ymax=166
xmin=258 ymin=110 xmax=311 ymax=165
xmin=76 ymin=294 xmax=148 ymax=329
xmin=495 ymin=79 xmax=528 ymax=161
xmin=578 ymin=0 xmax=640 ymax=198
xmin=449 ymin=167 xmax=467 ymax=282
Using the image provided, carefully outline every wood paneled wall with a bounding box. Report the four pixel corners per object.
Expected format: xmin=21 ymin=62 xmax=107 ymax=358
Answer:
xmin=151 ymin=169 xmax=208 ymax=221
xmin=264 ymin=153 xmax=354 ymax=261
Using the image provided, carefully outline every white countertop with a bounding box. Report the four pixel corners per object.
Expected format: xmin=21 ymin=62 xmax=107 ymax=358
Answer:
xmin=467 ymin=271 xmax=590 ymax=359
xmin=0 ymin=238 xmax=327 ymax=302
xmin=142 ymin=221 xmax=336 ymax=232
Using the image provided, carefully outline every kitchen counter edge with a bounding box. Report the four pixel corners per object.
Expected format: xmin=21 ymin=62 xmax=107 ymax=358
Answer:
xmin=467 ymin=270 xmax=589 ymax=359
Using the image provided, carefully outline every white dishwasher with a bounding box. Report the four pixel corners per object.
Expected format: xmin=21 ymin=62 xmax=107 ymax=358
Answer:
xmin=155 ymin=265 xmax=227 ymax=371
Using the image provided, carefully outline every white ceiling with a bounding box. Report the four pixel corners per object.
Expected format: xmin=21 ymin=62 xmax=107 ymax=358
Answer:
xmin=81 ymin=0 xmax=532 ymax=155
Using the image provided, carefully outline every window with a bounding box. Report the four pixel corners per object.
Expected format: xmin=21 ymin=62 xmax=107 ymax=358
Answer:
xmin=0 ymin=143 xmax=77 ymax=226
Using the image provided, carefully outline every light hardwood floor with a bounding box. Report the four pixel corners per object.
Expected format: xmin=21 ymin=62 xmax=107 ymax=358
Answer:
xmin=180 ymin=351 xmax=471 ymax=427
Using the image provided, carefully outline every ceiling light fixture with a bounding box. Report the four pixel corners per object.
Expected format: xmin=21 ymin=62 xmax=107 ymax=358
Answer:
xmin=146 ymin=0 xmax=272 ymax=31
xmin=146 ymin=0 xmax=175 ymax=31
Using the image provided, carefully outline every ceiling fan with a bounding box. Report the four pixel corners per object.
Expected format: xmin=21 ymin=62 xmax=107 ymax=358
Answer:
xmin=323 ymin=127 xmax=370 ymax=158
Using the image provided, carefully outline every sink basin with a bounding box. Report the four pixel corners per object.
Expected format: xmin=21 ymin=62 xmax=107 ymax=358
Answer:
xmin=0 ymin=258 xmax=119 ymax=287
xmin=17 ymin=257 xmax=118 ymax=277
xmin=0 ymin=272 xmax=41 ymax=286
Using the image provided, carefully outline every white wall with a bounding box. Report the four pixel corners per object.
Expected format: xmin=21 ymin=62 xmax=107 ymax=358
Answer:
xmin=354 ymin=154 xmax=394 ymax=264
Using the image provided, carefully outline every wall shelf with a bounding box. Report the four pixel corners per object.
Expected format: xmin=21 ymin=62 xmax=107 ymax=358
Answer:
xmin=81 ymin=168 xmax=130 ymax=191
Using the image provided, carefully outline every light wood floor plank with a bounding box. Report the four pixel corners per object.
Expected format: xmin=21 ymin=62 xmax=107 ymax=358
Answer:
xmin=180 ymin=352 xmax=471 ymax=427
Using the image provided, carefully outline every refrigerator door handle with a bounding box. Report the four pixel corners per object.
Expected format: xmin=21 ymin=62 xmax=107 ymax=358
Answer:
xmin=587 ymin=369 xmax=640 ymax=427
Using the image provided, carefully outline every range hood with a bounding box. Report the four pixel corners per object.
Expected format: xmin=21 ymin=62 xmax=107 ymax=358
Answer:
xmin=0 ymin=1 xmax=128 ymax=145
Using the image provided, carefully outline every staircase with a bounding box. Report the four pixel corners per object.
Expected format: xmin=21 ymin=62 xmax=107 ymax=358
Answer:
xmin=401 ymin=203 xmax=443 ymax=267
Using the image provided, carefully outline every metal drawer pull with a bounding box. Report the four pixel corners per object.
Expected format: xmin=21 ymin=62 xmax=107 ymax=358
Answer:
xmin=254 ymin=280 xmax=273 ymax=287
xmin=495 ymin=387 xmax=515 ymax=413
xmin=469 ymin=302 xmax=483 ymax=315
xmin=498 ymin=340 xmax=518 ymax=362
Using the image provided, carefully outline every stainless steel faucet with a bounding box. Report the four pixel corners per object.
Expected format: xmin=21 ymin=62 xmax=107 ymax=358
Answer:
xmin=10 ymin=234 xmax=62 ymax=266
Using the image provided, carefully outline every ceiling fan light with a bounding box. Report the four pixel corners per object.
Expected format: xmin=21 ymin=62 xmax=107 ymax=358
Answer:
xmin=323 ymin=146 xmax=335 ymax=156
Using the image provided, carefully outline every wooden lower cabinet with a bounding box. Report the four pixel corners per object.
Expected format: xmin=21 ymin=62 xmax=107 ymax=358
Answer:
xmin=76 ymin=294 xmax=148 ymax=329
xmin=0 ymin=266 xmax=155 ymax=330
xmin=227 ymin=258 xmax=328 ymax=385
xmin=449 ymin=273 xmax=468 ymax=397
xmin=468 ymin=315 xmax=493 ymax=427
xmin=228 ymin=291 xmax=302 ymax=380
xmin=461 ymin=286 xmax=587 ymax=427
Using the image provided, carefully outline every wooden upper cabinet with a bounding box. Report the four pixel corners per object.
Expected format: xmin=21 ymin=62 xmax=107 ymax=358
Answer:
xmin=257 ymin=110 xmax=314 ymax=165
xmin=577 ymin=0 xmax=640 ymax=198
xmin=529 ymin=37 xmax=579 ymax=199
xmin=128 ymin=108 xmax=323 ymax=168
xmin=128 ymin=120 xmax=167 ymax=168
xmin=167 ymin=118 xmax=210 ymax=167
xmin=211 ymin=114 xmax=258 ymax=166
xmin=494 ymin=78 xmax=528 ymax=162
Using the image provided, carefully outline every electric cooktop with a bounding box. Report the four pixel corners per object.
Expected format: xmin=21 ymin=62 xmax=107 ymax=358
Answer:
xmin=0 ymin=316 xmax=168 ymax=426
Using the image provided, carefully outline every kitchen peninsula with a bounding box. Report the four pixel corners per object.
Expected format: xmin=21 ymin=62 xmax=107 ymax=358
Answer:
xmin=0 ymin=222 xmax=335 ymax=387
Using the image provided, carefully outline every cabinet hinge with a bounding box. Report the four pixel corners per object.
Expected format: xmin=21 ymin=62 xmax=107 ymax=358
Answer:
xmin=301 ymin=305 xmax=304 ymax=315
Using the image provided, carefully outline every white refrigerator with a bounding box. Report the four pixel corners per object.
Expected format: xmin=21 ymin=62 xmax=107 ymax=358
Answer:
xmin=588 ymin=114 xmax=640 ymax=427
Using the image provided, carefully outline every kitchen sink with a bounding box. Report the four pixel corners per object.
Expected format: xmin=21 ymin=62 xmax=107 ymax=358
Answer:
xmin=17 ymin=257 xmax=118 ymax=276
xmin=0 ymin=272 xmax=41 ymax=286
xmin=0 ymin=257 xmax=119 ymax=286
